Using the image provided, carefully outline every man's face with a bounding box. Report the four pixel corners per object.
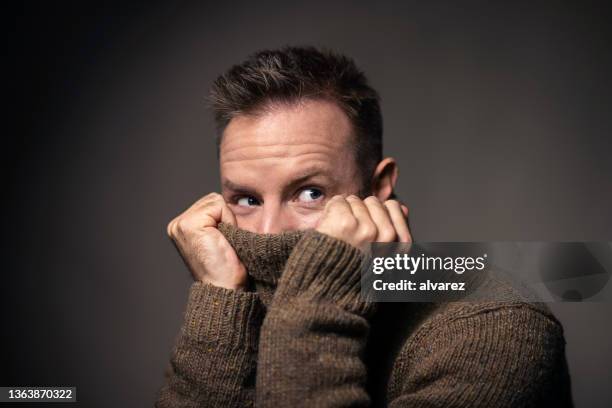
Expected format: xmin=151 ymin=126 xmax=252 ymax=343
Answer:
xmin=220 ymin=99 xmax=363 ymax=234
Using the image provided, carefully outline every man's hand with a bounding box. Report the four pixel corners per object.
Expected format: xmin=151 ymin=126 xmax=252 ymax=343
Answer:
xmin=167 ymin=193 xmax=247 ymax=290
xmin=316 ymin=195 xmax=412 ymax=248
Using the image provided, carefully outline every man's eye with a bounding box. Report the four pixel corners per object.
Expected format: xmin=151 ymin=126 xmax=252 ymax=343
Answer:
xmin=297 ymin=188 xmax=324 ymax=203
xmin=236 ymin=196 xmax=259 ymax=207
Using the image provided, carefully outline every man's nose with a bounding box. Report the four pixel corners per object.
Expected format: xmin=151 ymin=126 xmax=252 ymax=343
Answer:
xmin=258 ymin=202 xmax=287 ymax=234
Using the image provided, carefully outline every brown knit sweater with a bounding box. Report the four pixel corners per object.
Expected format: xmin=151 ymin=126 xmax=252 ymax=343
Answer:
xmin=156 ymin=224 xmax=573 ymax=407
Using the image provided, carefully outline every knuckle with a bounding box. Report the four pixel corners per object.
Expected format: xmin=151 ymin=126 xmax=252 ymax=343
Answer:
xmin=385 ymin=199 xmax=400 ymax=208
xmin=327 ymin=195 xmax=344 ymax=205
xmin=360 ymin=223 xmax=378 ymax=241
xmin=339 ymin=216 xmax=358 ymax=232
xmin=166 ymin=221 xmax=175 ymax=238
xmin=175 ymin=218 xmax=191 ymax=234
xmin=326 ymin=196 xmax=344 ymax=210
xmin=384 ymin=201 xmax=403 ymax=215
xmin=379 ymin=229 xmax=397 ymax=242
xmin=203 ymin=192 xmax=223 ymax=204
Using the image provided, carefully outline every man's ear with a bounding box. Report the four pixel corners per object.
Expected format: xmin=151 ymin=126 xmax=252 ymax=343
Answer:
xmin=370 ymin=157 xmax=398 ymax=201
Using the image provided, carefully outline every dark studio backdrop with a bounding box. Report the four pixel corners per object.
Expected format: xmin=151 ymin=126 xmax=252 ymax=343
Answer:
xmin=3 ymin=1 xmax=612 ymax=407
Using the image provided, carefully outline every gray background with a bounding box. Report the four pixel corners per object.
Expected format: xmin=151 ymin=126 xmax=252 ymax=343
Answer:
xmin=4 ymin=1 xmax=611 ymax=407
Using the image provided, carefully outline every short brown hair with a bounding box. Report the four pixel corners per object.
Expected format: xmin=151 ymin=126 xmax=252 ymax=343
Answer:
xmin=210 ymin=46 xmax=383 ymax=188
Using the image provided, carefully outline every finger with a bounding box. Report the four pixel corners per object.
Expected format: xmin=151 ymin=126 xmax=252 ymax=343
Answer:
xmin=168 ymin=193 xmax=230 ymax=237
xmin=184 ymin=192 xmax=223 ymax=213
xmin=346 ymin=195 xmax=377 ymax=240
xmin=197 ymin=194 xmax=237 ymax=226
xmin=324 ymin=194 xmax=353 ymax=217
xmin=220 ymin=203 xmax=237 ymax=225
xmin=167 ymin=217 xmax=177 ymax=237
xmin=177 ymin=198 xmax=225 ymax=230
xmin=195 ymin=202 xmax=225 ymax=227
xmin=364 ymin=196 xmax=396 ymax=242
xmin=316 ymin=195 xmax=355 ymax=233
xmin=345 ymin=195 xmax=371 ymax=222
xmin=384 ymin=200 xmax=412 ymax=243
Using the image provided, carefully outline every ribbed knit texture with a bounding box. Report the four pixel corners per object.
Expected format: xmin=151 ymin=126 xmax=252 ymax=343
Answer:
xmin=217 ymin=222 xmax=305 ymax=307
xmin=156 ymin=283 xmax=264 ymax=407
xmin=157 ymin=224 xmax=573 ymax=407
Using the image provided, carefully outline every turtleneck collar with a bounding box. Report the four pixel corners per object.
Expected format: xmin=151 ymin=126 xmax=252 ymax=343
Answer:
xmin=217 ymin=222 xmax=306 ymax=286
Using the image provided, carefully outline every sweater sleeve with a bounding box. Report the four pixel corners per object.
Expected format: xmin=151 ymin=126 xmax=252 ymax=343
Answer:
xmin=256 ymin=230 xmax=375 ymax=407
xmin=156 ymin=281 xmax=265 ymax=408
xmin=387 ymin=304 xmax=572 ymax=408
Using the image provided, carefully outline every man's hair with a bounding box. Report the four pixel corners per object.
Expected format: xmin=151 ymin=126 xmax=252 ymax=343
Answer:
xmin=210 ymin=46 xmax=383 ymax=189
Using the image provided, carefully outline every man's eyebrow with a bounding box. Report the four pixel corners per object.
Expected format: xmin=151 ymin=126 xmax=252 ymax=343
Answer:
xmin=285 ymin=168 xmax=335 ymax=190
xmin=222 ymin=169 xmax=335 ymax=193
xmin=222 ymin=179 xmax=255 ymax=193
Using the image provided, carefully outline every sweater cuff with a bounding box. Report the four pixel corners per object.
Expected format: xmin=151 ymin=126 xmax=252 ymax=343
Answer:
xmin=182 ymin=281 xmax=265 ymax=348
xmin=276 ymin=230 xmax=374 ymax=315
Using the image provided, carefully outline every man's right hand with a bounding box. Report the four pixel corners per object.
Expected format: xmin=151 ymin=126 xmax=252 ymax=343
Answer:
xmin=167 ymin=193 xmax=247 ymax=290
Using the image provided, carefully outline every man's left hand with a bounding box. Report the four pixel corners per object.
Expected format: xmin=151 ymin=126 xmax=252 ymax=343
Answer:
xmin=316 ymin=195 xmax=412 ymax=249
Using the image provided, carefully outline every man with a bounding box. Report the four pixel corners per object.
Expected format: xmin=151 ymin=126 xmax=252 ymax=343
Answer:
xmin=156 ymin=47 xmax=572 ymax=407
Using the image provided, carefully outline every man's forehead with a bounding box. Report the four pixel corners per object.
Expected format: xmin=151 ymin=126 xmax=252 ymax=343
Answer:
xmin=221 ymin=146 xmax=341 ymax=181
xmin=219 ymin=99 xmax=355 ymax=160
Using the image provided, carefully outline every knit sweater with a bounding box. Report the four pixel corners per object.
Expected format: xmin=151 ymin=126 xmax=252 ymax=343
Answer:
xmin=156 ymin=224 xmax=573 ymax=407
